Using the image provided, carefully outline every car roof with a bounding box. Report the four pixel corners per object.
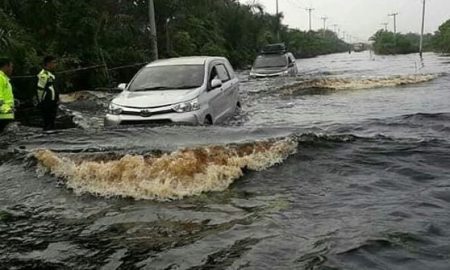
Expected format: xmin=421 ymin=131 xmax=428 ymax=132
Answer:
xmin=146 ymin=56 xmax=226 ymax=67
xmin=257 ymin=53 xmax=288 ymax=58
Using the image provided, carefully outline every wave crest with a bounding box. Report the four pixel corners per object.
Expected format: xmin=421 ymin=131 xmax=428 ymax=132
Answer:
xmin=282 ymin=74 xmax=437 ymax=94
xmin=59 ymin=91 xmax=113 ymax=104
xmin=33 ymin=138 xmax=297 ymax=201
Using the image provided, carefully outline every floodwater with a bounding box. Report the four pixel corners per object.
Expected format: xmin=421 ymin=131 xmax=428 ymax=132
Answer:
xmin=1 ymin=51 xmax=450 ymax=269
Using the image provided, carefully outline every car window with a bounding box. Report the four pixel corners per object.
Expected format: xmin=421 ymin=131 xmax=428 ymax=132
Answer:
xmin=129 ymin=65 xmax=205 ymax=91
xmin=215 ymin=64 xmax=231 ymax=82
xmin=209 ymin=66 xmax=218 ymax=82
xmin=224 ymin=61 xmax=236 ymax=79
xmin=253 ymin=55 xmax=288 ymax=68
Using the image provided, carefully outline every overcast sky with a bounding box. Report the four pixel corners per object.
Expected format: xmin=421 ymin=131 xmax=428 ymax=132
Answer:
xmin=241 ymin=0 xmax=450 ymax=41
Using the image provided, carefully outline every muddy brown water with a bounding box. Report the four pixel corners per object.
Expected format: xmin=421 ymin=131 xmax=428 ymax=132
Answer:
xmin=1 ymin=52 xmax=450 ymax=269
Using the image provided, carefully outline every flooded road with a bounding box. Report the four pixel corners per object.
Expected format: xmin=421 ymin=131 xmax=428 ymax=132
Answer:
xmin=1 ymin=51 xmax=450 ymax=269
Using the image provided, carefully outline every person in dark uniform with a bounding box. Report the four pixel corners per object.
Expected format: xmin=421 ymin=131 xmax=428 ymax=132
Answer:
xmin=37 ymin=56 xmax=59 ymax=131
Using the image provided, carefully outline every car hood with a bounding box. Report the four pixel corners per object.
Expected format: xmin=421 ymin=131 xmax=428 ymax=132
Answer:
xmin=251 ymin=67 xmax=288 ymax=74
xmin=113 ymin=89 xmax=200 ymax=108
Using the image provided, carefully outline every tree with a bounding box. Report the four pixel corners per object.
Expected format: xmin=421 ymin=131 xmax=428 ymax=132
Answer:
xmin=433 ymin=19 xmax=450 ymax=53
xmin=370 ymin=30 xmax=418 ymax=55
xmin=1 ymin=0 xmax=350 ymax=96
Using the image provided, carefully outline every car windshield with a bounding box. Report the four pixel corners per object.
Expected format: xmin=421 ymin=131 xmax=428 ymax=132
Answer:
xmin=129 ymin=65 xmax=205 ymax=91
xmin=253 ymin=55 xmax=288 ymax=68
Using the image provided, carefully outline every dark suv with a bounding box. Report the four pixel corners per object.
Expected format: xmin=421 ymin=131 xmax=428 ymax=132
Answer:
xmin=250 ymin=43 xmax=298 ymax=78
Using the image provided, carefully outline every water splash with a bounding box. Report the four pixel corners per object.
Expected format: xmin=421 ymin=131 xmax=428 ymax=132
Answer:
xmin=59 ymin=91 xmax=114 ymax=104
xmin=282 ymin=74 xmax=438 ymax=95
xmin=33 ymin=138 xmax=298 ymax=201
xmin=59 ymin=91 xmax=115 ymax=129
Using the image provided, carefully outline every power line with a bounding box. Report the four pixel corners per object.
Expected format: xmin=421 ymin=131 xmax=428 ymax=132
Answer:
xmin=273 ymin=0 xmax=351 ymax=41
xmin=285 ymin=0 xmax=308 ymax=11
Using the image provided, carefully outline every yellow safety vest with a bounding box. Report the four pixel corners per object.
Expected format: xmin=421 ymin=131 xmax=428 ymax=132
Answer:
xmin=37 ymin=69 xmax=56 ymax=102
xmin=0 ymin=70 xmax=14 ymax=120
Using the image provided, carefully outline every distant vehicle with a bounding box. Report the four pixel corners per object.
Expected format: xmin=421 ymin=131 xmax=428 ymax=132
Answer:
xmin=353 ymin=43 xmax=367 ymax=52
xmin=105 ymin=56 xmax=241 ymax=126
xmin=250 ymin=43 xmax=298 ymax=78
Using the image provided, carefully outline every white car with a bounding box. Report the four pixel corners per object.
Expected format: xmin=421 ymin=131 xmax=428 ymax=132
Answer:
xmin=105 ymin=56 xmax=241 ymax=126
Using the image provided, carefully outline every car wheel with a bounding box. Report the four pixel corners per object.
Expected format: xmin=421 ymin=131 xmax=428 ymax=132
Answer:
xmin=204 ymin=115 xmax=213 ymax=126
xmin=235 ymin=102 xmax=242 ymax=114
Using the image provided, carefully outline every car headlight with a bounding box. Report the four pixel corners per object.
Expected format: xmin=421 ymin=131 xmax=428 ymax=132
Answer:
xmin=108 ymin=103 xmax=123 ymax=115
xmin=172 ymin=98 xmax=200 ymax=113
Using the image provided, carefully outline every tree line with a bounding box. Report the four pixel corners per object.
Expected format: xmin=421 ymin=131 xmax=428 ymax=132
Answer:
xmin=370 ymin=19 xmax=450 ymax=55
xmin=0 ymin=0 xmax=349 ymax=97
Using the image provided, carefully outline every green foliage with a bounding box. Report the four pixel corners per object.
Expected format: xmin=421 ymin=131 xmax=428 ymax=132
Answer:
xmin=433 ymin=19 xmax=450 ymax=53
xmin=0 ymin=8 xmax=39 ymax=74
xmin=1 ymin=0 xmax=349 ymax=96
xmin=370 ymin=30 xmax=435 ymax=55
xmin=370 ymin=30 xmax=417 ymax=55
xmin=286 ymin=30 xmax=349 ymax=58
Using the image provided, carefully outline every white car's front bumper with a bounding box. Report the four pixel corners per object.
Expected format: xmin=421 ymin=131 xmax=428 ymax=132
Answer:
xmin=104 ymin=109 xmax=206 ymax=126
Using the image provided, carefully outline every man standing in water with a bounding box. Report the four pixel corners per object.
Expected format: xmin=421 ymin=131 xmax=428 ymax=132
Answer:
xmin=37 ymin=56 xmax=59 ymax=131
xmin=0 ymin=57 xmax=15 ymax=132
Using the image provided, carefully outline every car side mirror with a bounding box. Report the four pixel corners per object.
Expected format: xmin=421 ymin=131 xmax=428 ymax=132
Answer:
xmin=117 ymin=83 xmax=127 ymax=91
xmin=288 ymin=62 xmax=295 ymax=68
xmin=210 ymin=79 xmax=222 ymax=89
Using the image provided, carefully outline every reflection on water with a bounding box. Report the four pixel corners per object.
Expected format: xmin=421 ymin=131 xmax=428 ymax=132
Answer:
xmin=1 ymin=52 xmax=450 ymax=269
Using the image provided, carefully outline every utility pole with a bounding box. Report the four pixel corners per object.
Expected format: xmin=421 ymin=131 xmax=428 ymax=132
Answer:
xmin=381 ymin=23 xmax=389 ymax=31
xmin=149 ymin=0 xmax=158 ymax=60
xmin=332 ymin=24 xmax=338 ymax=34
xmin=321 ymin=16 xmax=328 ymax=30
xmin=305 ymin=8 xmax=314 ymax=31
xmin=276 ymin=0 xmax=279 ymax=17
xmin=276 ymin=0 xmax=280 ymax=41
xmin=419 ymin=0 xmax=426 ymax=58
xmin=388 ymin=12 xmax=399 ymax=34
xmin=321 ymin=16 xmax=328 ymax=37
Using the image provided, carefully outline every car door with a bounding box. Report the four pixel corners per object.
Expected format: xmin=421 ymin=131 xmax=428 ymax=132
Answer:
xmin=288 ymin=53 xmax=298 ymax=75
xmin=205 ymin=63 xmax=226 ymax=123
xmin=222 ymin=60 xmax=240 ymax=113
xmin=214 ymin=62 xmax=236 ymax=118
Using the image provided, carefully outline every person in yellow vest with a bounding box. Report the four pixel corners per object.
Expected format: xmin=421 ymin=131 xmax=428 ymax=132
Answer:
xmin=0 ymin=57 xmax=14 ymax=132
xmin=37 ymin=56 xmax=59 ymax=131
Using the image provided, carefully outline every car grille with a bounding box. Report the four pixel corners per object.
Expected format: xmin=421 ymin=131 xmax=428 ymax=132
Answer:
xmin=120 ymin=108 xmax=174 ymax=117
xmin=120 ymin=119 xmax=173 ymax=126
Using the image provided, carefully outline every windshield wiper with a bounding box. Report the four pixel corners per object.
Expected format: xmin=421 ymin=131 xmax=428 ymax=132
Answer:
xmin=256 ymin=65 xmax=286 ymax=68
xmin=172 ymin=85 xmax=199 ymax=89
xmin=132 ymin=86 xmax=173 ymax=91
